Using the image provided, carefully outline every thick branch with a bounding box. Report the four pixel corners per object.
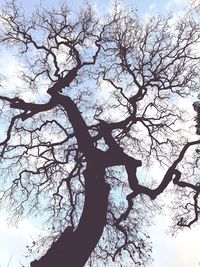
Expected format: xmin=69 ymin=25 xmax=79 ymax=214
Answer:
xmin=31 ymin=164 xmax=110 ymax=267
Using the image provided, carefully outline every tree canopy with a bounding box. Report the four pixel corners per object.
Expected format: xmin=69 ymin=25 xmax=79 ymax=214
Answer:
xmin=0 ymin=1 xmax=200 ymax=266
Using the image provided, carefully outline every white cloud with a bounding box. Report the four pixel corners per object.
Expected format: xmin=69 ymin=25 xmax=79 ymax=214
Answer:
xmin=150 ymin=214 xmax=200 ymax=267
xmin=0 ymin=50 xmax=23 ymax=87
xmin=165 ymin=0 xmax=187 ymax=11
xmin=0 ymin=216 xmax=43 ymax=267
xmin=149 ymin=4 xmax=156 ymax=10
xmin=174 ymin=0 xmax=185 ymax=3
xmin=0 ymin=49 xmax=49 ymax=102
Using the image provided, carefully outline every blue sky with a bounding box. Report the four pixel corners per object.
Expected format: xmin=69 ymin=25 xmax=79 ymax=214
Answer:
xmin=0 ymin=0 xmax=200 ymax=267
xmin=8 ymin=0 xmax=188 ymax=16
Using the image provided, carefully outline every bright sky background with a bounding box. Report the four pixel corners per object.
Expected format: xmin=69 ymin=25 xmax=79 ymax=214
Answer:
xmin=0 ymin=0 xmax=200 ymax=267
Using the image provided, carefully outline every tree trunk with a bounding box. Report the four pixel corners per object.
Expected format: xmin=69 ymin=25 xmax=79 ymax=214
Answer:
xmin=31 ymin=165 xmax=110 ymax=267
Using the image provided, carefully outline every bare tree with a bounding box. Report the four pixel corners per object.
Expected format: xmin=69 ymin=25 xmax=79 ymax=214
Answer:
xmin=0 ymin=1 xmax=200 ymax=266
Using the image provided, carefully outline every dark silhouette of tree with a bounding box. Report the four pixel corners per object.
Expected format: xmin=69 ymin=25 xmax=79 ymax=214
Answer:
xmin=0 ymin=1 xmax=200 ymax=266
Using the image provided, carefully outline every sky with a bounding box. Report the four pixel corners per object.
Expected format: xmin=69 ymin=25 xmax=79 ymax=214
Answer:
xmin=0 ymin=0 xmax=200 ymax=267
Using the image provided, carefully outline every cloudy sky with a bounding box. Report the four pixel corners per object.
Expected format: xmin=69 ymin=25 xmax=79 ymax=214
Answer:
xmin=0 ymin=0 xmax=200 ymax=267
